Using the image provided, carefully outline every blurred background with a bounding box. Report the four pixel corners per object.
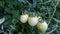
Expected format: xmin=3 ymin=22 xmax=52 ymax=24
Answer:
xmin=0 ymin=0 xmax=60 ymax=34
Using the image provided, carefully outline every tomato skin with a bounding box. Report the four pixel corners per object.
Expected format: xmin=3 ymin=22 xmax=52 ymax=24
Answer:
xmin=20 ymin=14 xmax=28 ymax=23
xmin=36 ymin=21 xmax=48 ymax=33
xmin=28 ymin=16 xmax=39 ymax=26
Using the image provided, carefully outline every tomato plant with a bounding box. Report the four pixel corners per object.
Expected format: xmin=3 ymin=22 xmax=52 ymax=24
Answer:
xmin=0 ymin=0 xmax=60 ymax=34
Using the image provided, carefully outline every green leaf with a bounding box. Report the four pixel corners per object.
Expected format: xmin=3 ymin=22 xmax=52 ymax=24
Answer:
xmin=18 ymin=0 xmax=26 ymax=4
xmin=12 ymin=18 xmax=17 ymax=24
xmin=4 ymin=17 xmax=12 ymax=26
xmin=0 ymin=1 xmax=3 ymax=6
xmin=4 ymin=15 xmax=11 ymax=20
xmin=9 ymin=29 xmax=15 ymax=34
xmin=0 ymin=29 xmax=2 ymax=32
xmin=33 ymin=0 xmax=36 ymax=8
xmin=12 ymin=10 xmax=20 ymax=19
xmin=57 ymin=22 xmax=60 ymax=26
xmin=5 ymin=8 xmax=20 ymax=19
xmin=8 ymin=4 xmax=14 ymax=9
xmin=5 ymin=7 xmax=13 ymax=14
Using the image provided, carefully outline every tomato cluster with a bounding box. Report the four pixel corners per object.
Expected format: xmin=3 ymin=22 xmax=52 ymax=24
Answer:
xmin=20 ymin=14 xmax=48 ymax=33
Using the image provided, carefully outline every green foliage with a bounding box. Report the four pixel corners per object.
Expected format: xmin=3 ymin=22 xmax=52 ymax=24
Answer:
xmin=57 ymin=23 xmax=60 ymax=26
xmin=0 ymin=0 xmax=60 ymax=34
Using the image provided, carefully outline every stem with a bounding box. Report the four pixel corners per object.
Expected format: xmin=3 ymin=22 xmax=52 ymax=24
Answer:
xmin=48 ymin=1 xmax=59 ymax=25
xmin=44 ymin=0 xmax=52 ymax=4
xmin=48 ymin=7 xmax=56 ymax=25
xmin=47 ymin=1 xmax=60 ymax=34
xmin=0 ymin=31 xmax=7 ymax=34
xmin=53 ymin=18 xmax=60 ymax=22
xmin=46 ymin=28 xmax=57 ymax=34
xmin=39 ymin=0 xmax=52 ymax=4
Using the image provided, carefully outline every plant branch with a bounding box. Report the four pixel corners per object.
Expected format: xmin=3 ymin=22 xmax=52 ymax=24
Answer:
xmin=48 ymin=1 xmax=59 ymax=25
xmin=46 ymin=28 xmax=57 ymax=34
xmin=53 ymin=17 xmax=60 ymax=22
xmin=48 ymin=7 xmax=56 ymax=25
xmin=39 ymin=0 xmax=52 ymax=4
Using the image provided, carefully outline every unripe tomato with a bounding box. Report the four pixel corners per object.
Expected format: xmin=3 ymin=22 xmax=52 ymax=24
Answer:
xmin=36 ymin=21 xmax=48 ymax=33
xmin=20 ymin=14 xmax=28 ymax=23
xmin=28 ymin=16 xmax=39 ymax=26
